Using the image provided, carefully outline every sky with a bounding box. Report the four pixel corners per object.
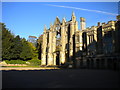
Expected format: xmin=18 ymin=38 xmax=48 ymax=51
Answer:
xmin=2 ymin=2 xmax=118 ymax=40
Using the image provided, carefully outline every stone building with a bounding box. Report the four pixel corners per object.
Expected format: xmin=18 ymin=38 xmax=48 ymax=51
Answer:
xmin=40 ymin=12 xmax=120 ymax=69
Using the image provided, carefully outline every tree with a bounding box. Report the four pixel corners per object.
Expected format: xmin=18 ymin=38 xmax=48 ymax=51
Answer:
xmin=28 ymin=36 xmax=37 ymax=47
xmin=2 ymin=23 xmax=14 ymax=60
xmin=0 ymin=23 xmax=2 ymax=61
xmin=36 ymin=35 xmax=43 ymax=60
xmin=20 ymin=38 xmax=34 ymax=60
xmin=10 ymin=35 xmax=22 ymax=59
xmin=1 ymin=22 xmax=39 ymax=61
xmin=28 ymin=42 xmax=38 ymax=59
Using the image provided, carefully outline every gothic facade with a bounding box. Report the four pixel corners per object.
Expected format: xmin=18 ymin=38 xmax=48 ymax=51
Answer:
xmin=41 ymin=12 xmax=120 ymax=69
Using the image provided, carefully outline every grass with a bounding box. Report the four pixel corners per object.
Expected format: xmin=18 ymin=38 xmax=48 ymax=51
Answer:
xmin=2 ymin=59 xmax=41 ymax=68
xmin=2 ymin=65 xmax=41 ymax=68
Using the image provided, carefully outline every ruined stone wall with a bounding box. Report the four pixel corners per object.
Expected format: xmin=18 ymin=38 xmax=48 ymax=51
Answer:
xmin=41 ymin=12 xmax=119 ymax=66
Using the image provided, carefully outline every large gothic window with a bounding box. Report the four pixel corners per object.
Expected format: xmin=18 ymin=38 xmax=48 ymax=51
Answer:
xmin=57 ymin=34 xmax=60 ymax=39
xmin=56 ymin=25 xmax=60 ymax=31
xmin=56 ymin=24 xmax=61 ymax=39
xmin=56 ymin=26 xmax=60 ymax=30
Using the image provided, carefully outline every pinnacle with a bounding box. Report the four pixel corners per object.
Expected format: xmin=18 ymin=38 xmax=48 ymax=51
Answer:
xmin=56 ymin=16 xmax=59 ymax=19
xmin=50 ymin=22 xmax=53 ymax=26
xmin=62 ymin=17 xmax=66 ymax=22
xmin=44 ymin=25 xmax=47 ymax=31
xmin=72 ymin=11 xmax=75 ymax=16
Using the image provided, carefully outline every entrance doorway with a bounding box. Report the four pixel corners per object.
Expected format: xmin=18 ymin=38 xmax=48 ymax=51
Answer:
xmin=56 ymin=51 xmax=60 ymax=65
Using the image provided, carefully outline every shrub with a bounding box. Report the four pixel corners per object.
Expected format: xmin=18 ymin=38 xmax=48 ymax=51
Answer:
xmin=4 ymin=60 xmax=26 ymax=64
xmin=4 ymin=60 xmax=10 ymax=64
xmin=27 ymin=59 xmax=41 ymax=66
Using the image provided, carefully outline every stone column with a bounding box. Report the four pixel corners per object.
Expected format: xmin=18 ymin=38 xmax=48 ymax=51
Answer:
xmin=86 ymin=32 xmax=89 ymax=55
xmin=87 ymin=33 xmax=89 ymax=46
xmin=97 ymin=22 xmax=103 ymax=54
xmin=69 ymin=22 xmax=75 ymax=61
xmin=90 ymin=36 xmax=92 ymax=43
xmin=80 ymin=17 xmax=86 ymax=30
xmin=79 ymin=31 xmax=83 ymax=51
xmin=80 ymin=17 xmax=86 ymax=55
xmin=52 ymin=29 xmax=57 ymax=65
xmin=60 ymin=18 xmax=66 ymax=64
xmin=82 ymin=32 xmax=87 ymax=55
xmin=41 ymin=26 xmax=47 ymax=65
xmin=93 ymin=26 xmax=97 ymax=42
xmin=47 ymin=30 xmax=53 ymax=66
xmin=69 ymin=12 xmax=76 ymax=61
xmin=92 ymin=35 xmax=94 ymax=42
xmin=75 ymin=32 xmax=80 ymax=52
xmin=75 ymin=21 xmax=78 ymax=32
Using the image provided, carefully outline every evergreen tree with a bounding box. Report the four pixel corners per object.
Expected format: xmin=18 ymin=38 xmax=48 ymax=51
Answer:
xmin=10 ymin=35 xmax=22 ymax=59
xmin=2 ymin=23 xmax=14 ymax=60
xmin=2 ymin=23 xmax=39 ymax=61
xmin=0 ymin=23 xmax=2 ymax=60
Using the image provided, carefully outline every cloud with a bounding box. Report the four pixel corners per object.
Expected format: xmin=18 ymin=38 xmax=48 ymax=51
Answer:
xmin=45 ymin=4 xmax=118 ymax=16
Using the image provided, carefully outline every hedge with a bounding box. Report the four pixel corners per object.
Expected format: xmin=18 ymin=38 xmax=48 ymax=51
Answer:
xmin=4 ymin=60 xmax=26 ymax=64
xmin=27 ymin=59 xmax=41 ymax=66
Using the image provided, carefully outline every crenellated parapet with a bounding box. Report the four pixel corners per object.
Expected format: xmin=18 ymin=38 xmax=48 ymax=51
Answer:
xmin=102 ymin=21 xmax=116 ymax=32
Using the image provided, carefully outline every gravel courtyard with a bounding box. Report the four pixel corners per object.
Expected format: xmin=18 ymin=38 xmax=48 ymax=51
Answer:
xmin=2 ymin=69 xmax=120 ymax=88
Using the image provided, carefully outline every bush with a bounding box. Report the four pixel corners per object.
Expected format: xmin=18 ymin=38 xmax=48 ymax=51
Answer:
xmin=4 ymin=59 xmax=41 ymax=66
xmin=27 ymin=59 xmax=41 ymax=66
xmin=4 ymin=60 xmax=26 ymax=64
xmin=4 ymin=60 xmax=10 ymax=64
